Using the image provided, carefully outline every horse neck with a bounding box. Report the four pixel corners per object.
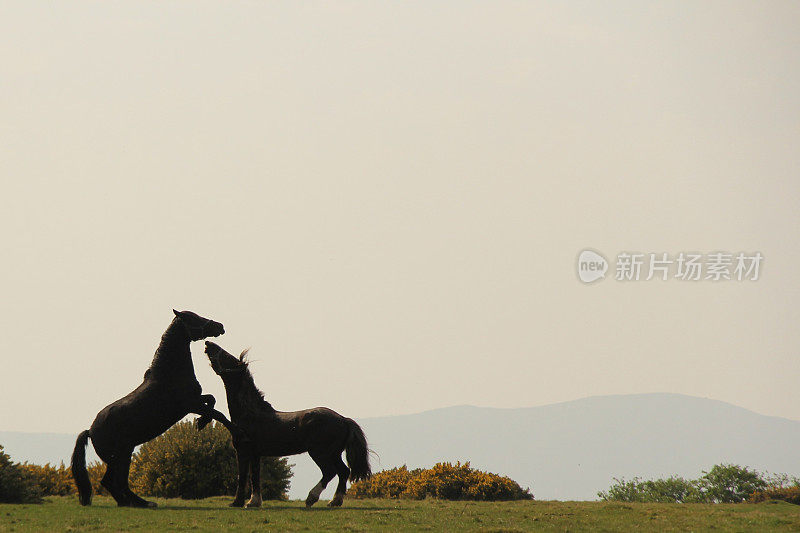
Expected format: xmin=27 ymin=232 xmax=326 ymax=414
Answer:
xmin=148 ymin=319 xmax=194 ymax=378
xmin=223 ymin=379 xmax=247 ymax=420
xmin=223 ymin=372 xmax=273 ymax=419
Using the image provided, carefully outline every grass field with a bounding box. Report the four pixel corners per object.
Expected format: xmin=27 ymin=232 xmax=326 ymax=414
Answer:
xmin=1 ymin=496 xmax=800 ymax=532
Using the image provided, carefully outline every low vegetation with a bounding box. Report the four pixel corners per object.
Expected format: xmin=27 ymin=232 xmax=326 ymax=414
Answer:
xmin=599 ymin=464 xmax=800 ymax=504
xmin=18 ymin=460 xmax=108 ymax=498
xmin=4 ymin=495 xmax=800 ymax=532
xmin=0 ymin=445 xmax=42 ymax=504
xmin=750 ymin=486 xmax=800 ymax=505
xmin=129 ymin=421 xmax=291 ymax=500
xmin=5 ymin=432 xmax=800 ymax=532
xmin=749 ymin=473 xmax=800 ymax=505
xmin=0 ymin=422 xmax=291 ymax=503
xmin=348 ymin=462 xmax=533 ymax=501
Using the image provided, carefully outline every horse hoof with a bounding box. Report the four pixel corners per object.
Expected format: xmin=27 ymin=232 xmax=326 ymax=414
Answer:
xmin=305 ymin=495 xmax=319 ymax=507
xmin=229 ymin=500 xmax=245 ymax=508
xmin=328 ymin=497 xmax=343 ymax=507
xmin=130 ymin=500 xmax=157 ymax=508
xmin=245 ymin=501 xmax=262 ymax=508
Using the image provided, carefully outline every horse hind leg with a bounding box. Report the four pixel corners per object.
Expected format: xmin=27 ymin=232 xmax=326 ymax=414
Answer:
xmin=306 ymin=453 xmax=337 ymax=508
xmin=126 ymin=487 xmax=156 ymax=508
xmin=102 ymin=459 xmax=131 ymax=507
xmin=92 ymin=440 xmax=124 ymax=505
xmin=329 ymin=455 xmax=350 ymax=507
xmin=100 ymin=464 xmax=117 ymax=501
xmin=114 ymin=451 xmax=156 ymax=508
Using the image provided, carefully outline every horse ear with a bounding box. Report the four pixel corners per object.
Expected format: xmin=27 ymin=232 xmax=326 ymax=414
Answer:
xmin=173 ymin=309 xmax=181 ymax=318
xmin=239 ymin=348 xmax=250 ymax=362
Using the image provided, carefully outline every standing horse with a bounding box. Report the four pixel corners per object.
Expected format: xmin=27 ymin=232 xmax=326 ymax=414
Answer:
xmin=204 ymin=341 xmax=371 ymax=508
xmin=71 ymin=310 xmax=238 ymax=507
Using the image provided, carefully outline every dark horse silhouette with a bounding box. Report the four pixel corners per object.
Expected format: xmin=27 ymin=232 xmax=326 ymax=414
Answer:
xmin=204 ymin=341 xmax=371 ymax=508
xmin=71 ymin=310 xmax=238 ymax=507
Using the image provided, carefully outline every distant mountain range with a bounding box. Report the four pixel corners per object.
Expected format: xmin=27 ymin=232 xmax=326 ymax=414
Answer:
xmin=4 ymin=393 xmax=800 ymax=501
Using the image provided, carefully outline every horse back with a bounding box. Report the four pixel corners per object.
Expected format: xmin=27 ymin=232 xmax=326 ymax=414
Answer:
xmin=236 ymin=407 xmax=350 ymax=457
xmin=89 ymin=376 xmax=202 ymax=449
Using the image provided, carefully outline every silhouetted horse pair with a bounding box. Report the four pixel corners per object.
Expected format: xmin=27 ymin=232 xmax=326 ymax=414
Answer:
xmin=71 ymin=310 xmax=370 ymax=508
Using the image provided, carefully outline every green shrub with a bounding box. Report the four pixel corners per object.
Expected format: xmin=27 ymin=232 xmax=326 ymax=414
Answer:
xmin=762 ymin=472 xmax=800 ymax=490
xmin=598 ymin=476 xmax=704 ymax=503
xmin=0 ymin=445 xmax=43 ymax=504
xmin=129 ymin=420 xmax=292 ymax=500
xmin=599 ymin=464 xmax=774 ymax=503
xmin=258 ymin=451 xmax=295 ymax=500
xmin=598 ymin=477 xmax=643 ymax=502
xmin=348 ymin=462 xmax=532 ymax=501
xmin=698 ymin=464 xmax=766 ymax=503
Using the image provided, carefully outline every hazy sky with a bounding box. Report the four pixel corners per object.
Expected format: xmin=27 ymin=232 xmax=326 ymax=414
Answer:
xmin=1 ymin=1 xmax=798 ymax=434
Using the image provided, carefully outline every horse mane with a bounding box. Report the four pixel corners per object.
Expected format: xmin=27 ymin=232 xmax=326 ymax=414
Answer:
xmin=147 ymin=318 xmax=190 ymax=376
xmin=236 ymin=354 xmax=275 ymax=413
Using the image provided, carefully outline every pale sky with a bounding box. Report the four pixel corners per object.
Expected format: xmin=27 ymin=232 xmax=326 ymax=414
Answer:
xmin=1 ymin=1 xmax=798 ymax=434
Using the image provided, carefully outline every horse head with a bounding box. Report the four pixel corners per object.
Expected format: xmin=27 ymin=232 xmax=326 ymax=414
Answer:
xmin=204 ymin=341 xmax=249 ymax=376
xmin=173 ymin=309 xmax=225 ymax=341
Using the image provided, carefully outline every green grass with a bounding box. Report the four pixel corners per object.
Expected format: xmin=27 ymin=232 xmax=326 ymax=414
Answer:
xmin=1 ymin=496 xmax=799 ymax=532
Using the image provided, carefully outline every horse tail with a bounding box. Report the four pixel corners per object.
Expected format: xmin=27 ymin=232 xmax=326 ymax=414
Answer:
xmin=344 ymin=418 xmax=371 ymax=482
xmin=71 ymin=430 xmax=93 ymax=506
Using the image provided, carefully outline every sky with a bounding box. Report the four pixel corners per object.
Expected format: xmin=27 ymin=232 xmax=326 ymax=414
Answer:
xmin=1 ymin=1 xmax=798 ymax=434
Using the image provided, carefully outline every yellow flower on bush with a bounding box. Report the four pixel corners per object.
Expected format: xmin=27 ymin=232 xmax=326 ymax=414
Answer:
xmin=348 ymin=461 xmax=532 ymax=501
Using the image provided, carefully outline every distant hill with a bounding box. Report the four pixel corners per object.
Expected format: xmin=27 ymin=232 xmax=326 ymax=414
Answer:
xmin=293 ymin=393 xmax=800 ymax=501
xmin=0 ymin=431 xmax=99 ymax=466
xmin=4 ymin=394 xmax=800 ymax=501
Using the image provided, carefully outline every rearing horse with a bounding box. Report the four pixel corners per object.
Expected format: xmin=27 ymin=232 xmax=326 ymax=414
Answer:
xmin=71 ymin=309 xmax=238 ymax=507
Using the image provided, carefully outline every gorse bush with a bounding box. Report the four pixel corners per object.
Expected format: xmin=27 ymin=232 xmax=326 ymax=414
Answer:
xmin=129 ymin=420 xmax=292 ymax=500
xmin=348 ymin=462 xmax=533 ymax=501
xmin=0 ymin=445 xmax=42 ymax=503
xmin=87 ymin=462 xmax=110 ymax=496
xmin=749 ymin=473 xmax=800 ymax=505
xmin=599 ymin=464 xmax=780 ymax=504
xmin=750 ymin=486 xmax=800 ymax=505
xmin=404 ymin=462 xmax=533 ymax=501
xmin=19 ymin=461 xmax=108 ymax=497
xmin=347 ymin=466 xmax=420 ymax=499
xmin=19 ymin=463 xmax=74 ymax=496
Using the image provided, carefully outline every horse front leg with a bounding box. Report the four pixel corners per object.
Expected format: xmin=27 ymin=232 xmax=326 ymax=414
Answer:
xmin=194 ymin=394 xmax=217 ymax=431
xmin=246 ymin=456 xmax=262 ymax=508
xmin=191 ymin=402 xmax=250 ymax=444
xmin=230 ymin=449 xmax=250 ymax=507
